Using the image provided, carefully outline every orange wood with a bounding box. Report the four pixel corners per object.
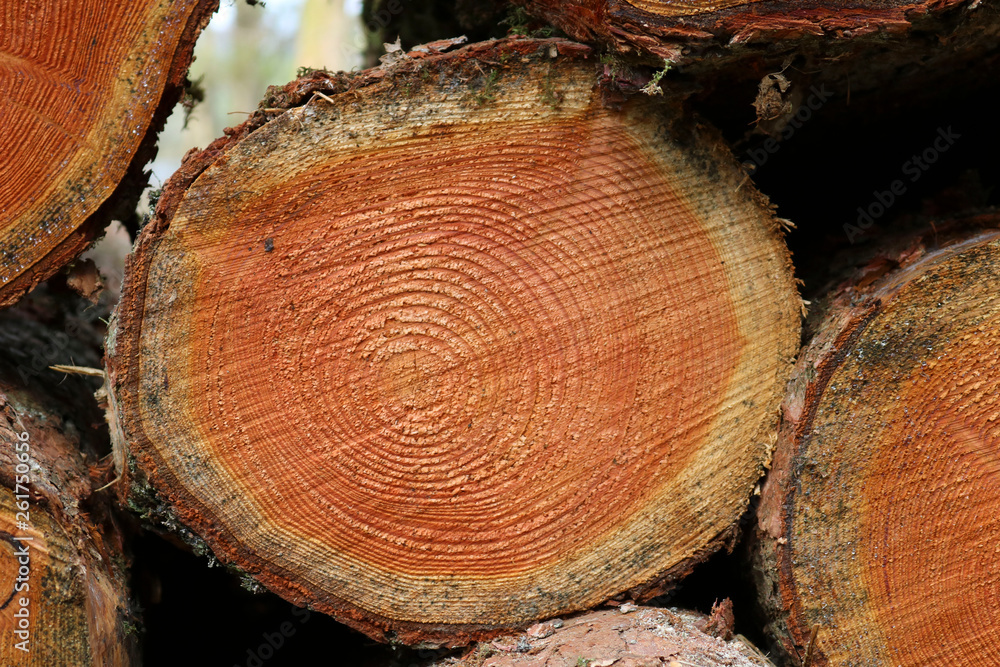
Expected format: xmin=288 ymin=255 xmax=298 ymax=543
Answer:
xmin=184 ymin=120 xmax=740 ymax=576
xmin=757 ymin=228 xmax=1000 ymax=666
xmin=0 ymin=0 xmax=217 ymax=307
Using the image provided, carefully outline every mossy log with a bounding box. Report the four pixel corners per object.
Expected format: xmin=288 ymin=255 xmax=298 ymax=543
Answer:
xmin=0 ymin=312 xmax=136 ymax=665
xmin=0 ymin=0 xmax=218 ymax=308
xmin=754 ymin=221 xmax=1000 ymax=666
xmin=106 ymin=38 xmax=800 ymax=646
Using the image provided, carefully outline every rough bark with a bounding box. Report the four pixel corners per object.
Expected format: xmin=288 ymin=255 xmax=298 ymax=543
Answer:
xmin=433 ymin=605 xmax=776 ymax=666
xmin=0 ymin=0 xmax=218 ymax=308
xmin=516 ymin=0 xmax=1000 ymax=121
xmin=106 ymin=37 xmax=800 ymax=646
xmin=522 ymin=0 xmax=968 ymax=42
xmin=753 ymin=218 xmax=1000 ymax=666
xmin=0 ymin=308 xmax=136 ymax=666
xmin=360 ymin=0 xmax=506 ymax=66
xmin=516 ymin=0 xmax=995 ymax=60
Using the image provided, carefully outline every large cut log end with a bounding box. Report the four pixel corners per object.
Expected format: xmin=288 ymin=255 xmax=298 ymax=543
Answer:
xmin=0 ymin=0 xmax=218 ymax=308
xmin=755 ymin=221 xmax=1000 ymax=665
xmin=107 ymin=37 xmax=800 ymax=645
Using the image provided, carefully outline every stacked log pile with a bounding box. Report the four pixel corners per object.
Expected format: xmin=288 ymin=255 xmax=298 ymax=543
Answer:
xmin=1 ymin=1 xmax=998 ymax=665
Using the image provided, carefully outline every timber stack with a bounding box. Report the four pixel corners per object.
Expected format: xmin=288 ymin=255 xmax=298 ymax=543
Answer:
xmin=1 ymin=0 xmax=998 ymax=665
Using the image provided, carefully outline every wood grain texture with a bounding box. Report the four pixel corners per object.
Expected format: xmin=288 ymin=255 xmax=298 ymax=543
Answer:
xmin=106 ymin=38 xmax=800 ymax=645
xmin=433 ymin=606 xmax=775 ymax=666
xmin=0 ymin=0 xmax=217 ymax=308
xmin=755 ymin=225 xmax=1000 ymax=666
xmin=0 ymin=312 xmax=136 ymax=666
